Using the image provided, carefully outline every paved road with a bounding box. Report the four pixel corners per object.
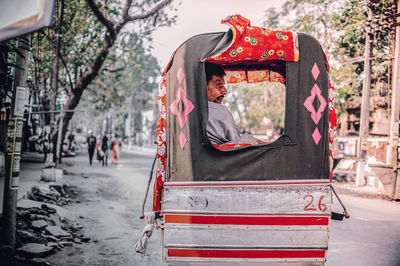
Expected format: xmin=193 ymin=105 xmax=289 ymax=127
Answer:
xmin=46 ymin=149 xmax=162 ymax=266
xmin=45 ymin=150 xmax=400 ymax=266
xmin=327 ymin=193 xmax=400 ymax=266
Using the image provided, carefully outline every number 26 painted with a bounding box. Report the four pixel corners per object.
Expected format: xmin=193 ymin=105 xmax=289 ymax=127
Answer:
xmin=303 ymin=195 xmax=327 ymax=212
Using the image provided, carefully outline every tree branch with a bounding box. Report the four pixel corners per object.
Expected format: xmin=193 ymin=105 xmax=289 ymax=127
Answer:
xmin=59 ymin=53 xmax=74 ymax=93
xmin=115 ymin=0 xmax=172 ymax=33
xmin=128 ymin=0 xmax=171 ymax=21
xmin=86 ymin=0 xmax=116 ymax=38
xmin=114 ymin=0 xmax=133 ymax=33
xmin=122 ymin=0 xmax=133 ymax=19
xmin=106 ymin=67 xmax=126 ymax=73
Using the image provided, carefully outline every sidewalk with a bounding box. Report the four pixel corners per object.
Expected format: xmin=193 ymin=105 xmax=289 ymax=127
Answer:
xmin=0 ymin=152 xmax=44 ymax=214
xmin=332 ymin=181 xmax=392 ymax=200
xmin=19 ymin=152 xmax=45 ymax=200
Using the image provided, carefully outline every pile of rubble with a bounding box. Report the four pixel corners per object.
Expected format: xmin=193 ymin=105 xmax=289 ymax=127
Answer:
xmin=27 ymin=184 xmax=78 ymax=206
xmin=11 ymin=184 xmax=88 ymax=264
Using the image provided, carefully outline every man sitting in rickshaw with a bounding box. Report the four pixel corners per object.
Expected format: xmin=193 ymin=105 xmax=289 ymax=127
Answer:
xmin=206 ymin=62 xmax=240 ymax=145
xmin=206 ymin=62 xmax=261 ymax=145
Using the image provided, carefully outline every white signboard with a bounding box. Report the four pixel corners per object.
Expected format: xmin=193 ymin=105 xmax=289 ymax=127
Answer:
xmin=14 ymin=87 xmax=27 ymax=117
xmin=0 ymin=0 xmax=55 ymax=42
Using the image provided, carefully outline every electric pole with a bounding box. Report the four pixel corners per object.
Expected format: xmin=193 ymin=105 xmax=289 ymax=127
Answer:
xmin=2 ymin=35 xmax=31 ymax=254
xmin=356 ymin=4 xmax=374 ymax=186
xmin=389 ymin=0 xmax=400 ymax=166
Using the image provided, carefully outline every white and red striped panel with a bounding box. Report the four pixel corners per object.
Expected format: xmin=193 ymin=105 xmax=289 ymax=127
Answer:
xmin=162 ymin=180 xmax=331 ymax=265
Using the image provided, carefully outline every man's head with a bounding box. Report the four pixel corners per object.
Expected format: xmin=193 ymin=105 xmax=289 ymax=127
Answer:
xmin=205 ymin=62 xmax=227 ymax=104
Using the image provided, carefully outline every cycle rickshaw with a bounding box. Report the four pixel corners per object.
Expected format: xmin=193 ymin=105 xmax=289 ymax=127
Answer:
xmin=143 ymin=14 xmax=337 ymax=265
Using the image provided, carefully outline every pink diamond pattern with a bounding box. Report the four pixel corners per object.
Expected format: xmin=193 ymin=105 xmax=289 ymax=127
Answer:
xmin=304 ymin=84 xmax=327 ymax=125
xmin=178 ymin=131 xmax=187 ymax=149
xmin=304 ymin=62 xmax=326 ymax=146
xmin=170 ymin=86 xmax=194 ymax=128
xmin=312 ymin=128 xmax=322 ymax=145
xmin=311 ymin=62 xmax=320 ymax=81
xmin=170 ymin=68 xmax=194 ymax=149
xmin=177 ymin=67 xmax=185 ymax=83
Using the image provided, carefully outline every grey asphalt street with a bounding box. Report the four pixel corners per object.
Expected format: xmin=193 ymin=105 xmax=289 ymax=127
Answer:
xmin=327 ymin=193 xmax=400 ymax=266
xmin=45 ymin=149 xmax=162 ymax=266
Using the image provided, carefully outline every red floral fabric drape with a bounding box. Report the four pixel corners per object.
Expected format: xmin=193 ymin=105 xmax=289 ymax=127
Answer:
xmin=225 ymin=69 xmax=285 ymax=84
xmin=328 ymin=78 xmax=337 ymax=179
xmin=207 ymin=14 xmax=299 ymax=65
xmin=153 ymin=74 xmax=167 ymax=212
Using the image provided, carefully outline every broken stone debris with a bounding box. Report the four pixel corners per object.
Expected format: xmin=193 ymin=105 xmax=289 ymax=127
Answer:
xmin=17 ymin=243 xmax=55 ymax=258
xmin=45 ymin=226 xmax=71 ymax=238
xmin=18 ymin=199 xmax=67 ymax=217
xmin=59 ymin=241 xmax=73 ymax=247
xmin=27 ymin=183 xmax=78 ymax=206
xmin=14 ymin=254 xmax=52 ymax=266
xmin=31 ymin=220 xmax=48 ymax=230
xmin=46 ymin=242 xmax=59 ymax=248
xmin=10 ymin=183 xmax=88 ymax=264
xmin=15 ymin=204 xmax=86 ymax=255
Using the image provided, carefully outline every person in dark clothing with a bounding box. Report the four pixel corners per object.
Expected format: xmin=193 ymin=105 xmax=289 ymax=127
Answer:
xmin=101 ymin=132 xmax=109 ymax=166
xmin=41 ymin=126 xmax=51 ymax=163
xmin=87 ymin=130 xmax=97 ymax=165
xmin=68 ymin=132 xmax=75 ymax=150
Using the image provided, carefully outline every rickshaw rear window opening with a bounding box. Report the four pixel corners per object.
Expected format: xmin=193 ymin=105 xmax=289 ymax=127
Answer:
xmin=199 ymin=15 xmax=297 ymax=151
xmin=206 ymin=61 xmax=287 ymax=151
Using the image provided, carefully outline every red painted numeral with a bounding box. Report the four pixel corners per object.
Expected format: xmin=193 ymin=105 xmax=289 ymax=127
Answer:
xmin=303 ymin=195 xmax=317 ymax=211
xmin=318 ymin=196 xmax=327 ymax=212
xmin=303 ymin=195 xmax=326 ymax=212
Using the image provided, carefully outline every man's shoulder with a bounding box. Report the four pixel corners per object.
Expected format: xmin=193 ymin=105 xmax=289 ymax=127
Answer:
xmin=208 ymin=101 xmax=230 ymax=114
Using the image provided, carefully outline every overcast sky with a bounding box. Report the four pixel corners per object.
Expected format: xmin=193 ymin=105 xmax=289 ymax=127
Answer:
xmin=151 ymin=0 xmax=284 ymax=68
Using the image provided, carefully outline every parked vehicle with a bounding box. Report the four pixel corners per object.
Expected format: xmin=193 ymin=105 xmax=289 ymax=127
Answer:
xmin=142 ymin=14 xmax=338 ymax=265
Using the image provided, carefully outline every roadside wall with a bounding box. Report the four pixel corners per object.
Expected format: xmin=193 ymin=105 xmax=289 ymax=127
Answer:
xmin=333 ymin=136 xmax=389 ymax=188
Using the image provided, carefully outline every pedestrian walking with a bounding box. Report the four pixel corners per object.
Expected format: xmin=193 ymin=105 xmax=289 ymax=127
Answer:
xmin=40 ymin=125 xmax=51 ymax=163
xmin=87 ymin=130 xmax=97 ymax=165
xmin=101 ymin=132 xmax=109 ymax=166
xmin=111 ymin=134 xmax=121 ymax=164
xmin=96 ymin=140 xmax=104 ymax=164
xmin=68 ymin=132 xmax=75 ymax=151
